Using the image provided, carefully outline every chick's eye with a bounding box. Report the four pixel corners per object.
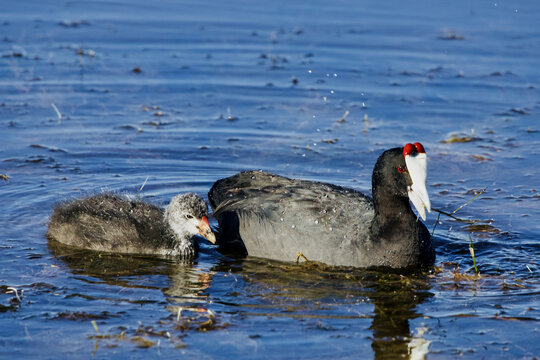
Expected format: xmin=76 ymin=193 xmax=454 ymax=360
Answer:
xmin=184 ymin=214 xmax=194 ymax=220
xmin=397 ymin=165 xmax=405 ymax=173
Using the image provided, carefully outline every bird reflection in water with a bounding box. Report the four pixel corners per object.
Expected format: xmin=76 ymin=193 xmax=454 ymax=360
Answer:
xmin=48 ymin=240 xmax=221 ymax=348
xmin=212 ymin=258 xmax=434 ymax=360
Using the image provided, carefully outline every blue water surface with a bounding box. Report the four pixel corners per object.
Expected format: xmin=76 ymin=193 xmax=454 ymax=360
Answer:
xmin=1 ymin=0 xmax=539 ymax=358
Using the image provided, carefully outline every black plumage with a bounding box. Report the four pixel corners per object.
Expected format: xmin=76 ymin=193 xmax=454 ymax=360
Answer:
xmin=209 ymin=147 xmax=434 ymax=269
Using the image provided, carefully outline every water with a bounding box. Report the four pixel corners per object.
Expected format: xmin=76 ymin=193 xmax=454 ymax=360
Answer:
xmin=1 ymin=0 xmax=539 ymax=358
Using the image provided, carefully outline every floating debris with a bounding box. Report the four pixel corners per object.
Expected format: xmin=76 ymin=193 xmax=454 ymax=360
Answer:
xmin=76 ymin=48 xmax=95 ymax=57
xmin=6 ymin=286 xmax=23 ymax=303
xmin=335 ymin=110 xmax=350 ymax=123
xmin=470 ymin=154 xmax=492 ymax=162
xmin=116 ymin=124 xmax=142 ymax=133
xmin=51 ymin=103 xmax=62 ymax=123
xmin=132 ymin=67 xmax=142 ymax=74
xmin=2 ymin=51 xmax=25 ymax=58
xmin=138 ymin=176 xmax=149 ymax=192
xmin=468 ymin=235 xmax=479 ymax=275
xmin=441 ymin=133 xmax=481 ymax=143
xmin=142 ymin=120 xmax=164 ymax=127
xmin=3 ymin=155 xmax=56 ymax=164
xmin=438 ymin=29 xmax=465 ymax=40
xmin=219 ymin=107 xmax=238 ymax=121
xmin=29 ymin=144 xmax=67 ymax=153
xmin=51 ymin=310 xmax=116 ymax=321
xmin=510 ymin=108 xmax=529 ymax=115
xmin=462 ymin=223 xmax=500 ymax=234
xmin=1 ymin=174 xmax=8 ymax=181
xmin=59 ymin=19 xmax=90 ymax=28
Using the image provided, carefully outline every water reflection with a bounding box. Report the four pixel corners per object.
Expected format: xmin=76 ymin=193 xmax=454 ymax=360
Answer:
xmin=48 ymin=239 xmax=212 ymax=308
xmin=369 ymin=272 xmax=432 ymax=359
xmin=214 ymin=258 xmax=433 ymax=360
xmin=50 ymin=240 xmax=434 ymax=359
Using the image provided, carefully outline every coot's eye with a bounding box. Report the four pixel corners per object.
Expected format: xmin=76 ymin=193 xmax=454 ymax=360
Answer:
xmin=397 ymin=165 xmax=405 ymax=173
xmin=184 ymin=214 xmax=194 ymax=220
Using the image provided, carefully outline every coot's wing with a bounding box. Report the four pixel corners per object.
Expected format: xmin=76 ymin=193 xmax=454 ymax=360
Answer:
xmin=47 ymin=194 xmax=175 ymax=254
xmin=209 ymin=171 xmax=375 ymax=266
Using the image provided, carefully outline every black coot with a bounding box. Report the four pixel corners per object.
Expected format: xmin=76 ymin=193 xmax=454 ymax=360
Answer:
xmin=209 ymin=143 xmax=434 ymax=268
xmin=47 ymin=193 xmax=216 ymax=258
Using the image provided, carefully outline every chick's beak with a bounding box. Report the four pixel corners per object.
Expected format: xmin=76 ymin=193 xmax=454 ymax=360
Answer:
xmin=198 ymin=216 xmax=216 ymax=244
xmin=405 ymin=151 xmax=431 ymax=221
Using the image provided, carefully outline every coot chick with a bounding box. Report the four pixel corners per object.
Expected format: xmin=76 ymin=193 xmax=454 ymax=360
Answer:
xmin=47 ymin=193 xmax=216 ymax=258
xmin=209 ymin=143 xmax=434 ymax=269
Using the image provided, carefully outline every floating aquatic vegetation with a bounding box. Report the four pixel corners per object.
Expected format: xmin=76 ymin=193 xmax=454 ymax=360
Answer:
xmin=462 ymin=223 xmax=500 ymax=234
xmin=440 ymin=133 xmax=481 ymax=143
xmin=87 ymin=314 xmax=221 ymax=352
xmin=470 ymin=154 xmax=492 ymax=162
xmin=50 ymin=310 xmax=117 ymax=321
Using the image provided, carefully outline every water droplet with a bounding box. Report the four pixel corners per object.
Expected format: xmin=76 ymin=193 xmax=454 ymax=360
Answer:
xmin=333 ymin=73 xmax=337 ymax=77
xmin=308 ymin=69 xmax=312 ymax=74
xmin=315 ymin=220 xmax=319 ymax=224
xmin=330 ymin=90 xmax=334 ymax=94
xmin=280 ymin=218 xmax=284 ymax=222
xmin=329 ymin=227 xmax=333 ymax=231
xmin=291 ymin=224 xmax=296 ymax=229
xmin=228 ymin=193 xmax=233 ymax=198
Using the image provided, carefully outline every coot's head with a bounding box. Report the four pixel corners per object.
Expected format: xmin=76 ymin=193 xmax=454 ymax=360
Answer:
xmin=372 ymin=142 xmax=431 ymax=220
xmin=164 ymin=193 xmax=216 ymax=244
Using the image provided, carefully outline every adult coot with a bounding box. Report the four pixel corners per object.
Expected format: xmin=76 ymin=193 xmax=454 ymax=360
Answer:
xmin=209 ymin=143 xmax=434 ymax=268
xmin=47 ymin=193 xmax=216 ymax=258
